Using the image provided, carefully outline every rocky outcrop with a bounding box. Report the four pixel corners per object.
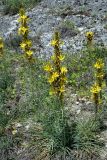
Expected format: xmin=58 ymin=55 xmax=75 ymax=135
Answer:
xmin=0 ymin=0 xmax=107 ymax=57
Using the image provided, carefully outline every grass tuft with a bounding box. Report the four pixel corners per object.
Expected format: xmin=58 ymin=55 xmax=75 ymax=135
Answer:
xmin=2 ymin=0 xmax=41 ymax=15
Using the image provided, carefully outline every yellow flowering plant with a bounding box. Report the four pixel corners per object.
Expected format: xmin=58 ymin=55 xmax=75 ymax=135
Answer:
xmin=18 ymin=26 xmax=29 ymax=36
xmin=26 ymin=50 xmax=33 ymax=57
xmin=91 ymin=58 xmax=105 ymax=114
xmin=44 ymin=31 xmax=67 ymax=103
xmin=90 ymin=83 xmax=101 ymax=94
xmin=58 ymin=55 xmax=65 ymax=61
xmin=44 ymin=63 xmax=53 ymax=72
xmin=18 ymin=7 xmax=33 ymax=61
xmin=94 ymin=58 xmax=105 ymax=99
xmin=18 ymin=15 xmax=29 ymax=24
xmin=86 ymin=31 xmax=94 ymax=41
xmin=48 ymin=72 xmax=59 ymax=84
xmin=94 ymin=59 xmax=104 ymax=69
xmin=86 ymin=31 xmax=94 ymax=46
xmin=61 ymin=66 xmax=68 ymax=74
xmin=90 ymin=83 xmax=101 ymax=114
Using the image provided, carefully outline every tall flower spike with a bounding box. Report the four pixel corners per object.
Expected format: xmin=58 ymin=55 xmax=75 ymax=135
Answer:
xmin=94 ymin=58 xmax=105 ymax=99
xmin=18 ymin=7 xmax=33 ymax=61
xmin=44 ymin=31 xmax=67 ymax=103
xmin=90 ymin=83 xmax=101 ymax=114
xmin=90 ymin=59 xmax=105 ymax=114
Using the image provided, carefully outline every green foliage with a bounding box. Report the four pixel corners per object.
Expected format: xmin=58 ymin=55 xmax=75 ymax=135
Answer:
xmin=58 ymin=20 xmax=79 ymax=38
xmin=28 ymin=101 xmax=76 ymax=159
xmin=66 ymin=46 xmax=107 ymax=94
xmin=40 ymin=109 xmax=73 ymax=154
xmin=14 ymin=58 xmax=50 ymax=120
xmin=74 ymin=117 xmax=104 ymax=155
xmin=0 ymin=46 xmax=106 ymax=159
xmin=0 ymin=51 xmax=17 ymax=159
xmin=61 ymin=20 xmax=75 ymax=30
xmin=0 ymin=51 xmax=15 ymax=107
xmin=2 ymin=0 xmax=41 ymax=15
xmin=32 ymin=106 xmax=104 ymax=159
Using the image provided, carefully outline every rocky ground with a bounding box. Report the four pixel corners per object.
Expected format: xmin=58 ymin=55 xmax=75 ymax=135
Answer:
xmin=0 ymin=0 xmax=107 ymax=57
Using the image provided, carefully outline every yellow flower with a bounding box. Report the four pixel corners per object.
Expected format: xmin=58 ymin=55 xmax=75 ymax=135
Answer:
xmin=44 ymin=64 xmax=53 ymax=72
xmin=86 ymin=31 xmax=94 ymax=37
xmin=59 ymin=86 xmax=65 ymax=93
xmin=58 ymin=55 xmax=65 ymax=61
xmin=18 ymin=15 xmax=29 ymax=23
xmin=48 ymin=72 xmax=59 ymax=83
xmin=51 ymin=40 xmax=58 ymax=46
xmin=26 ymin=40 xmax=32 ymax=47
xmin=94 ymin=59 xmax=104 ymax=69
xmin=48 ymin=77 xmax=54 ymax=84
xmin=20 ymin=42 xmax=26 ymax=50
xmin=86 ymin=31 xmax=94 ymax=41
xmin=52 ymin=72 xmax=59 ymax=79
xmin=61 ymin=66 xmax=67 ymax=74
xmin=50 ymin=39 xmax=63 ymax=47
xmin=26 ymin=50 xmax=33 ymax=57
xmin=20 ymin=40 xmax=32 ymax=50
xmin=51 ymin=54 xmax=65 ymax=61
xmin=18 ymin=26 xmax=28 ymax=35
xmin=90 ymin=83 xmax=101 ymax=94
xmin=23 ymin=15 xmax=29 ymax=20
